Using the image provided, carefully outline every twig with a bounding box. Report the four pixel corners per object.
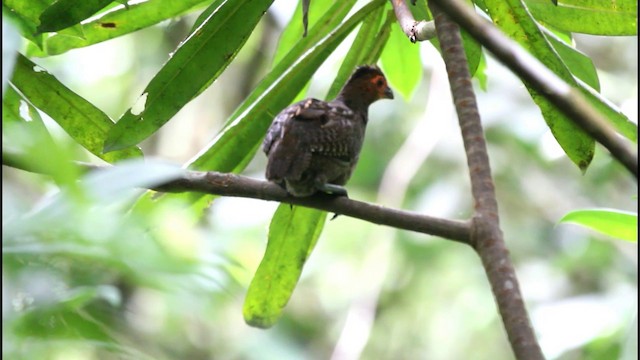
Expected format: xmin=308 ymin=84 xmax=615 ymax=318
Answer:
xmin=389 ymin=0 xmax=435 ymax=42
xmin=429 ymin=3 xmax=545 ymax=359
xmin=2 ymin=154 xmax=471 ymax=244
xmin=430 ymin=0 xmax=638 ymax=179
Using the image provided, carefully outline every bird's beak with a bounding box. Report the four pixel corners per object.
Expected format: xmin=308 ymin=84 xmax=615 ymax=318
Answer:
xmin=384 ymin=86 xmax=394 ymax=99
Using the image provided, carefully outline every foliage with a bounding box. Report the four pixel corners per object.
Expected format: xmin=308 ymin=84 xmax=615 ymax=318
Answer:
xmin=2 ymin=0 xmax=637 ymax=359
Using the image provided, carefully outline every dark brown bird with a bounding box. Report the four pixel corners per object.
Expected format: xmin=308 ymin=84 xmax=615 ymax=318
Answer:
xmin=262 ymin=65 xmax=394 ymax=197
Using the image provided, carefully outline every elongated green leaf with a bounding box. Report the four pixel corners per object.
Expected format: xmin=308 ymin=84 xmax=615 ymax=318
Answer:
xmin=485 ymin=0 xmax=594 ymax=171
xmin=104 ymin=0 xmax=274 ymax=153
xmin=577 ymin=80 xmax=637 ymax=143
xmin=9 ymin=54 xmax=142 ymax=163
xmin=326 ymin=4 xmax=385 ymax=99
xmin=243 ymin=205 xmax=327 ymax=328
xmin=37 ymin=0 xmax=112 ymax=33
xmin=542 ymin=29 xmax=600 ymax=92
xmin=272 ymin=0 xmax=337 ymax=66
xmin=525 ymin=0 xmax=637 ymax=36
xmin=560 ymin=209 xmax=638 ymax=242
xmin=27 ymin=0 xmax=209 ymax=56
xmin=225 ymin=0 xmax=359 ymax=126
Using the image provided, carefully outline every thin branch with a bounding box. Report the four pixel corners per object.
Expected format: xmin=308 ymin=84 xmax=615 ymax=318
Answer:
xmin=429 ymin=3 xmax=545 ymax=359
xmin=389 ymin=0 xmax=435 ymax=42
xmin=430 ymin=0 xmax=638 ymax=179
xmin=1 ymin=154 xmax=471 ymax=244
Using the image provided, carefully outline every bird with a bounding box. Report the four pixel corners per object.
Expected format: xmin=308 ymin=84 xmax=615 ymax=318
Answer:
xmin=262 ymin=65 xmax=394 ymax=197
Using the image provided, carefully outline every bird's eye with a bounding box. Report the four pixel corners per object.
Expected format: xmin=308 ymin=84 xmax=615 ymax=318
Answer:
xmin=376 ymin=79 xmax=384 ymax=87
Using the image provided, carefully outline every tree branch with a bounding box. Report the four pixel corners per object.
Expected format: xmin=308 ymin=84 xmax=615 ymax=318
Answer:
xmin=1 ymin=154 xmax=471 ymax=244
xmin=430 ymin=0 xmax=638 ymax=179
xmin=429 ymin=3 xmax=545 ymax=359
xmin=389 ymin=0 xmax=435 ymax=42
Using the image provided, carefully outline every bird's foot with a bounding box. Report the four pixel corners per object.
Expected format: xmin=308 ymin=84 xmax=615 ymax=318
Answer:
xmin=317 ymin=183 xmax=348 ymax=197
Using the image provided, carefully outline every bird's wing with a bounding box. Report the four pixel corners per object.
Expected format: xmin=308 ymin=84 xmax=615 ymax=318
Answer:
xmin=263 ymin=99 xmax=361 ymax=181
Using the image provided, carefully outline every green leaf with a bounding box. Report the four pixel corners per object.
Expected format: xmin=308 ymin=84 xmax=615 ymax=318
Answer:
xmin=380 ymin=22 xmax=422 ymax=101
xmin=272 ymin=0 xmax=338 ymax=66
xmin=3 ymin=0 xmax=52 ymax=47
xmin=525 ymin=0 xmax=637 ymax=36
xmin=578 ymin=81 xmax=637 ymax=143
xmin=37 ymin=0 xmax=112 ymax=33
xmin=9 ymin=54 xmax=142 ymax=163
xmin=103 ymin=0 xmax=274 ymax=153
xmin=484 ymin=0 xmax=595 ymax=171
xmin=27 ymin=0 xmax=210 ymax=56
xmin=542 ymin=29 xmax=600 ymax=92
xmin=243 ymin=205 xmax=327 ymax=328
xmin=2 ymin=85 xmax=82 ymax=189
xmin=326 ymin=4 xmax=386 ymax=99
xmin=560 ymin=209 xmax=638 ymax=243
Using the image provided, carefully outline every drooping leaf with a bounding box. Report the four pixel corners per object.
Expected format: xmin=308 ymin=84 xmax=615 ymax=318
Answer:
xmin=243 ymin=1 xmax=391 ymax=329
xmin=243 ymin=205 xmax=327 ymax=328
xmin=9 ymin=54 xmax=142 ymax=163
xmin=37 ymin=0 xmax=113 ymax=33
xmin=560 ymin=209 xmax=638 ymax=242
xmin=484 ymin=0 xmax=595 ymax=171
xmin=525 ymin=0 xmax=637 ymax=36
xmin=103 ymin=0 xmax=274 ymax=153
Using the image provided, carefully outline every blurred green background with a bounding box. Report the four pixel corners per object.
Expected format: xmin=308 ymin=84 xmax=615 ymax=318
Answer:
xmin=2 ymin=1 xmax=637 ymax=359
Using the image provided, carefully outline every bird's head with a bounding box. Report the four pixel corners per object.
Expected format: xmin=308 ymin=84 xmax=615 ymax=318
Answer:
xmin=338 ymin=65 xmax=394 ymax=109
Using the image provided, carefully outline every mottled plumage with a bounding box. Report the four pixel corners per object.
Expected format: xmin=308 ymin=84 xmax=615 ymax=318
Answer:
xmin=263 ymin=66 xmax=393 ymax=197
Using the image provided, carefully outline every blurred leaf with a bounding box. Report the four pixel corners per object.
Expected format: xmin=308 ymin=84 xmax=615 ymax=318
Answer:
xmin=243 ymin=206 xmax=327 ymax=328
xmin=2 ymin=85 xmax=82 ymax=190
xmin=2 ymin=16 xmax=22 ymax=95
xmin=60 ymin=285 xmax=122 ymax=309
xmin=9 ymin=54 xmax=142 ymax=162
xmin=80 ymin=159 xmax=184 ymax=203
xmin=103 ymin=0 xmax=274 ymax=153
xmin=380 ymin=22 xmax=422 ymax=101
xmin=11 ymin=305 xmax=113 ymax=341
xmin=26 ymin=0 xmax=210 ymax=56
xmin=37 ymin=0 xmax=112 ymax=33
xmin=560 ymin=209 xmax=638 ymax=243
xmin=526 ymin=0 xmax=637 ymax=36
xmin=543 ymin=29 xmax=600 ymax=92
xmin=484 ymin=0 xmax=594 ymax=171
